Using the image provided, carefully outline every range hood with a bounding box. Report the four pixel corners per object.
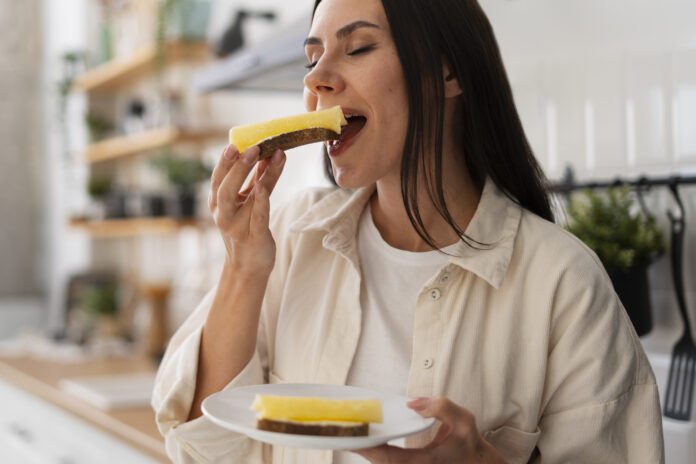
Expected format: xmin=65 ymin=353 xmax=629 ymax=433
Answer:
xmin=194 ymin=15 xmax=310 ymax=93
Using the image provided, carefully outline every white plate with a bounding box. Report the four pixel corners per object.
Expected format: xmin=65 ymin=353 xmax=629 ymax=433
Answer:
xmin=202 ymin=383 xmax=436 ymax=450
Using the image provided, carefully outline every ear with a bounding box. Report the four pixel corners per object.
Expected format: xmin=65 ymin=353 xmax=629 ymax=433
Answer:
xmin=443 ymin=63 xmax=462 ymax=98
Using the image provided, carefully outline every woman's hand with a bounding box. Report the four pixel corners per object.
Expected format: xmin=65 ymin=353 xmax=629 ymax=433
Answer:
xmin=209 ymin=144 xmax=286 ymax=278
xmin=354 ymin=397 xmax=507 ymax=464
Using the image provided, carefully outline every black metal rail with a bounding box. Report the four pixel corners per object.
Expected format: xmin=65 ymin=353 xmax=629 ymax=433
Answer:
xmin=552 ymin=172 xmax=696 ymax=194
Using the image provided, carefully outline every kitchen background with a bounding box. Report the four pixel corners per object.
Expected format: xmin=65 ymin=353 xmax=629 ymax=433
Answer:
xmin=0 ymin=0 xmax=694 ymax=462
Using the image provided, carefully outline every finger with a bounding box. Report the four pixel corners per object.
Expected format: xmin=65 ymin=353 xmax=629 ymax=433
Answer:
xmin=239 ymin=157 xmax=272 ymax=199
xmin=255 ymin=158 xmax=271 ymax=182
xmin=408 ymin=397 xmax=476 ymax=439
xmin=353 ymin=444 xmax=427 ymax=463
xmin=424 ymin=422 xmax=452 ymax=451
xmin=217 ymin=145 xmax=260 ymax=211
xmin=209 ymin=145 xmax=239 ymax=211
xmin=257 ymin=149 xmax=287 ymax=194
xmin=250 ymin=182 xmax=270 ymax=232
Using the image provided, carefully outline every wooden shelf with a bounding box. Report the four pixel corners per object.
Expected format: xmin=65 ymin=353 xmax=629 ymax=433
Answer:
xmin=70 ymin=217 xmax=204 ymax=238
xmin=86 ymin=127 xmax=227 ymax=163
xmin=75 ymin=41 xmax=210 ymax=93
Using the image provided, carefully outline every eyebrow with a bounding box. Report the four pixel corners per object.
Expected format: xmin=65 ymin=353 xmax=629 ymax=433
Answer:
xmin=304 ymin=20 xmax=380 ymax=47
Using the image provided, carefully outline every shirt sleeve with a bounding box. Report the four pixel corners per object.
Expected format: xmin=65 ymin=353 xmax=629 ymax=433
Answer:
xmin=534 ymin=249 xmax=665 ymax=463
xmin=151 ymin=289 xmax=268 ymax=464
xmin=150 ymin=195 xmax=305 ymax=463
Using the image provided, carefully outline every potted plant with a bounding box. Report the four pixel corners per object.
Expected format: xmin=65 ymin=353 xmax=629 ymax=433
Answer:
xmin=87 ymin=173 xmax=113 ymax=220
xmin=152 ymin=153 xmax=211 ymax=218
xmin=89 ymin=174 xmax=129 ymax=219
xmin=76 ymin=279 xmax=120 ymax=339
xmin=85 ymin=113 xmax=115 ymax=143
xmin=566 ymin=187 xmax=665 ymax=336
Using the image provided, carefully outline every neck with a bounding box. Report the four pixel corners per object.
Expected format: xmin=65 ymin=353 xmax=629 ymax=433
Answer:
xmin=370 ymin=176 xmax=480 ymax=253
xmin=371 ymin=139 xmax=480 ymax=252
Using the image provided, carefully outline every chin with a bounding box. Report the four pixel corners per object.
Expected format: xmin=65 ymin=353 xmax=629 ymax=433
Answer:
xmin=331 ymin=165 xmax=373 ymax=190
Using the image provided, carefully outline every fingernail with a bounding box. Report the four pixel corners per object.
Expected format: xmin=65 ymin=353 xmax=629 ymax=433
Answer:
xmin=224 ymin=146 xmax=238 ymax=161
xmin=407 ymin=397 xmax=430 ymax=410
xmin=242 ymin=149 xmax=258 ymax=165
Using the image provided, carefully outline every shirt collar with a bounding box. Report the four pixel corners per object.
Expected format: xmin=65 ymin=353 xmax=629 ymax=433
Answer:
xmin=290 ymin=178 xmax=522 ymax=288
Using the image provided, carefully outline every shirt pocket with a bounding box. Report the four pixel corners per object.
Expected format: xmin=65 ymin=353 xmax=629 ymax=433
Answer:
xmin=483 ymin=425 xmax=540 ymax=464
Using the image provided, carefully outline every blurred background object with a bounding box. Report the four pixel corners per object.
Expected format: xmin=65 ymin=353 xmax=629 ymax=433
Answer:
xmin=214 ymin=9 xmax=277 ymax=57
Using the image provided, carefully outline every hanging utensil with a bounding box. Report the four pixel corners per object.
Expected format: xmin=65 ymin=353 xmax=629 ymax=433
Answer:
xmin=663 ymin=179 xmax=696 ymax=421
xmin=636 ymin=176 xmax=653 ymax=218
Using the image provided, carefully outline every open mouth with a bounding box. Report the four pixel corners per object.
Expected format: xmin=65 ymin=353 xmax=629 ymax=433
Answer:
xmin=328 ymin=112 xmax=367 ymax=156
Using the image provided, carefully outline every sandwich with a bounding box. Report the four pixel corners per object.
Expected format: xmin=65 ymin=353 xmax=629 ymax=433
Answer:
xmin=251 ymin=394 xmax=383 ymax=437
xmin=229 ymin=106 xmax=348 ymax=160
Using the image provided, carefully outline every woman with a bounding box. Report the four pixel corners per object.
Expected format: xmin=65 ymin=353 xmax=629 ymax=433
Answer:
xmin=153 ymin=0 xmax=664 ymax=462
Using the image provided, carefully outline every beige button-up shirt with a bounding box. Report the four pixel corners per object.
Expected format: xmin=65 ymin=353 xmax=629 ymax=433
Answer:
xmin=152 ymin=179 xmax=664 ymax=464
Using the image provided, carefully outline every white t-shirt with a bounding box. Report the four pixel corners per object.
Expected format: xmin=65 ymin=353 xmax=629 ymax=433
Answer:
xmin=333 ymin=204 xmax=456 ymax=464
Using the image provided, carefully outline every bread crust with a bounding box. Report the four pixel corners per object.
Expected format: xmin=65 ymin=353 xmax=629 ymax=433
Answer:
xmin=257 ymin=418 xmax=369 ymax=437
xmin=257 ymin=128 xmax=339 ymax=159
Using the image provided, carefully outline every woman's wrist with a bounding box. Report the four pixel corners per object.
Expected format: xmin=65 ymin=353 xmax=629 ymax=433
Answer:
xmin=222 ymin=249 xmax=273 ymax=282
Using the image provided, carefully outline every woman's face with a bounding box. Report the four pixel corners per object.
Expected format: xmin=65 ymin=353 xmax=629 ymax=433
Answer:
xmin=304 ymin=0 xmax=408 ymax=189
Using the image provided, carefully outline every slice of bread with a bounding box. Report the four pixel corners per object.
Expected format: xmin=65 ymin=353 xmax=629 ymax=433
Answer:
xmin=257 ymin=418 xmax=369 ymax=437
xmin=256 ymin=128 xmax=339 ymax=160
xmin=229 ymin=106 xmax=347 ymax=159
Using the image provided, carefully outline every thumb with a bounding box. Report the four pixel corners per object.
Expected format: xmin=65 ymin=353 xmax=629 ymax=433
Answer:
xmin=407 ymin=397 xmax=477 ymax=438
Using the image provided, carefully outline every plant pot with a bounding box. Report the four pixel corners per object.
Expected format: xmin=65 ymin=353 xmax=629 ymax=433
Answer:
xmin=143 ymin=194 xmax=167 ymax=217
xmin=607 ymin=265 xmax=653 ymax=336
xmin=175 ymin=190 xmax=197 ymax=218
xmin=87 ymin=199 xmax=107 ymax=220
xmin=104 ymin=191 xmax=129 ymax=219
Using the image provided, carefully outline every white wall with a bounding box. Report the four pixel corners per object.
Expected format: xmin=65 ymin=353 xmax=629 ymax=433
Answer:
xmin=42 ymin=0 xmax=91 ymax=332
xmin=0 ymin=0 xmax=43 ymax=297
xmin=481 ymin=0 xmax=696 ymax=180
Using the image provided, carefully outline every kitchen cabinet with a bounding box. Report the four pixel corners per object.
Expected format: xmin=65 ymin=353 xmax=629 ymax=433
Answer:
xmin=0 ymin=379 xmax=160 ymax=464
xmin=0 ymin=355 xmax=167 ymax=463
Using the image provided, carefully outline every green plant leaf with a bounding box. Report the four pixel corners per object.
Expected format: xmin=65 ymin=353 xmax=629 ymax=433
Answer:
xmin=151 ymin=153 xmax=211 ymax=189
xmin=565 ymin=187 xmax=665 ymax=271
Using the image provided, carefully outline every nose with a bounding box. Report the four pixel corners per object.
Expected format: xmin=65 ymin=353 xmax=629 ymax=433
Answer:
xmin=303 ymin=60 xmax=344 ymax=98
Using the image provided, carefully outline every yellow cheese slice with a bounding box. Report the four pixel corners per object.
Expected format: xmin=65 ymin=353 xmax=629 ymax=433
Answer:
xmin=229 ymin=106 xmax=348 ymax=153
xmin=251 ymin=394 xmax=383 ymax=423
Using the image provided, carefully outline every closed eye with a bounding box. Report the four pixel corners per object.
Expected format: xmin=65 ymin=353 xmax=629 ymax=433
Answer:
xmin=305 ymin=44 xmax=377 ymax=70
xmin=348 ymin=44 xmax=376 ymax=56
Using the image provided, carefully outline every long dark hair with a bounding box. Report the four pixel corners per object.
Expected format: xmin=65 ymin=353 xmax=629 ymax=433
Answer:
xmin=313 ymin=0 xmax=554 ymax=250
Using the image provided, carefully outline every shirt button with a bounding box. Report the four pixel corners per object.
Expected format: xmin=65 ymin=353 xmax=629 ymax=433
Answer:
xmin=438 ymin=273 xmax=450 ymax=285
xmin=429 ymin=288 xmax=442 ymax=301
xmin=423 ymin=358 xmax=434 ymax=369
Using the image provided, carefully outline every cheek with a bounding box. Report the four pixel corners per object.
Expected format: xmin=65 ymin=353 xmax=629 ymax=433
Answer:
xmin=376 ymin=62 xmax=407 ymax=118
